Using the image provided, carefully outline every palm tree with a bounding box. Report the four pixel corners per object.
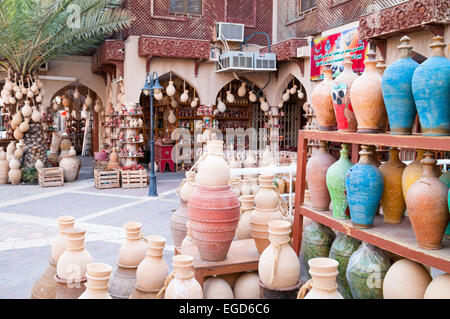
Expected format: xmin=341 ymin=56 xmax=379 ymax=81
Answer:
xmin=0 ymin=0 xmax=132 ymax=172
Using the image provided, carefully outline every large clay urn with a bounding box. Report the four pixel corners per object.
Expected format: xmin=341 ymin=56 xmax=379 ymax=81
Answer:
xmin=236 ymin=195 xmax=255 ymax=240
xmin=60 ymin=135 xmax=72 ymax=152
xmin=326 ymin=143 xmax=353 ymax=219
xmin=350 ymin=50 xmax=384 ymax=133
xmin=306 ymin=141 xmax=336 ymax=211
xmin=424 ymin=273 xmax=450 ymax=299
xmin=0 ymin=148 xmax=9 ymax=184
xmin=345 ymin=146 xmax=384 ymax=228
xmin=382 ymin=36 xmax=419 ymax=135
xmin=163 ymin=255 xmax=204 ymax=299
xmin=107 ymin=148 xmax=121 ymax=170
xmin=331 ymin=53 xmax=358 ymax=132
xmin=196 ymin=139 xmax=229 ymax=186
xmin=311 ymin=65 xmax=337 ymax=130
xmin=8 ymin=155 xmax=22 ymax=185
xmin=259 ymin=220 xmax=300 ymax=289
xmin=233 ymin=272 xmax=260 ymax=299
xmin=412 ymin=36 xmax=450 ymax=136
xmin=406 ymin=152 xmax=449 ymax=249
xmin=379 ymin=148 xmax=406 ymax=224
xmin=78 ymin=263 xmax=113 ymax=299
xmin=301 ymin=258 xmax=343 ymax=299
xmin=59 ymin=152 xmax=79 ymax=182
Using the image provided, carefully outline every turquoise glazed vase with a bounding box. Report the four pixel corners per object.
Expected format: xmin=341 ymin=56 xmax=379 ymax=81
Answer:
xmin=412 ymin=36 xmax=450 ymax=136
xmin=345 ymin=146 xmax=384 ymax=228
xmin=382 ymin=36 xmax=419 ymax=135
xmin=326 ymin=143 xmax=353 ymax=219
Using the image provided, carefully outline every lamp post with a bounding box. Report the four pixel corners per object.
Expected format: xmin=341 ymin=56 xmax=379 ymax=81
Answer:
xmin=142 ymin=72 xmax=163 ymax=197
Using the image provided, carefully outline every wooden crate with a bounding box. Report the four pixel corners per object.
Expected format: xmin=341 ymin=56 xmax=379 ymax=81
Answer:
xmin=38 ymin=167 xmax=64 ymax=188
xmin=120 ymin=169 xmax=148 ymax=189
xmin=92 ymin=160 xmax=108 ymax=174
xmin=94 ymin=169 xmax=120 ymax=189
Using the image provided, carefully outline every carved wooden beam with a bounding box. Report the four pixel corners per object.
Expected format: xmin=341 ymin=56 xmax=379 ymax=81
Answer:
xmin=290 ymin=58 xmax=305 ymax=76
xmin=194 ymin=59 xmax=207 ymax=77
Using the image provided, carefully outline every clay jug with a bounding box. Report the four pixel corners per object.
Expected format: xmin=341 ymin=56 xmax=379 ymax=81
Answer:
xmin=331 ymin=53 xmax=358 ymax=132
xmin=196 ymin=139 xmax=230 ymax=186
xmin=22 ymin=100 xmax=33 ymax=117
xmin=402 ymin=149 xmax=425 ymax=199
xmin=261 ymin=145 xmax=275 ymax=166
xmin=306 ymin=141 xmax=336 ymax=211
xmin=31 ymin=258 xmax=58 ymax=299
xmin=244 ymin=151 xmax=257 ymax=168
xmin=19 ymin=118 xmax=30 ymax=133
xmin=382 ymin=36 xmax=419 ymax=135
xmin=170 ymin=201 xmax=189 ymax=249
xmin=259 ymin=220 xmax=300 ymax=289
xmin=424 ymin=273 xmax=450 ymax=299
xmin=412 ymin=36 xmax=450 ymax=136
xmin=350 ymin=50 xmax=384 ymax=133
xmin=379 ymin=148 xmax=406 ymax=224
xmin=241 ymin=178 xmax=252 ymax=196
xmin=31 ymin=106 xmax=42 ymax=122
xmin=0 ymin=148 xmax=9 ymax=184
xmin=236 ymin=195 xmax=255 ymax=240
xmin=250 ymin=178 xmax=259 ymax=195
xmin=6 ymin=141 xmax=16 ymax=161
xmin=180 ymin=220 xmax=196 ymax=250
xmin=166 ymin=81 xmax=176 ymax=97
xmin=345 ymin=146 xmax=384 ymax=228
xmin=107 ymin=148 xmax=121 ymax=170
xmin=326 ymin=143 xmax=353 ymax=219
xmin=163 ymin=255 xmax=204 ymax=299
xmin=78 ymin=263 xmax=113 ymax=299
xmin=233 ymin=272 xmax=260 ymax=299
xmin=118 ymin=221 xmax=147 ymax=267
xmin=51 ymin=216 xmax=76 ymax=262
xmin=406 ymin=152 xmax=449 ymax=249
xmin=8 ymin=155 xmax=22 ymax=185
xmin=203 ymin=277 xmax=234 ymax=299
xmin=383 ymin=259 xmax=432 ymax=299
xmin=311 ymin=65 xmax=336 ymax=130
xmin=177 ymin=171 xmax=197 ymax=202
xmin=60 ymin=135 xmax=72 ymax=151
xmin=59 ymin=152 xmax=79 ymax=182
xmin=300 ymin=257 xmax=343 ymax=299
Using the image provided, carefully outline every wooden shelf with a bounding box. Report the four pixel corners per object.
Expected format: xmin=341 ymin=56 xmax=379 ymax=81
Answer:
xmin=117 ymin=113 xmax=144 ymax=117
xmin=119 ymin=155 xmax=144 ymax=158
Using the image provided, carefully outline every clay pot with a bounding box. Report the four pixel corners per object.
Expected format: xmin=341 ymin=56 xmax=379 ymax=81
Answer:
xmin=350 ymin=50 xmax=384 ymax=133
xmin=238 ymin=82 xmax=247 ymax=97
xmin=326 ymin=143 xmax=353 ymax=219
xmin=196 ymin=140 xmax=230 ymax=186
xmin=6 ymin=141 xmax=16 ymax=161
xmin=31 ymin=258 xmax=57 ymax=299
xmin=233 ymin=272 xmax=260 ymax=299
xmin=240 ymin=178 xmax=252 ymax=196
xmin=164 ymin=255 xmax=204 ymax=299
xmin=108 ymin=266 xmax=137 ymax=299
xmin=311 ymin=65 xmax=336 ymax=130
xmin=254 ymin=174 xmax=279 ymax=210
xmin=203 ymin=277 xmax=234 ymax=299
xmin=188 ymin=185 xmax=240 ymax=261
xmin=170 ymin=201 xmax=189 ymax=249
xmin=19 ymin=117 xmax=30 ymax=134
xmin=21 ymin=101 xmax=32 ymax=117
xmin=406 ymin=152 xmax=449 ymax=249
xmin=166 ymin=81 xmax=176 ymax=97
xmin=79 ymin=263 xmax=113 ymax=299
xmin=31 ymin=106 xmax=42 ymax=122
xmin=306 ymin=141 xmax=336 ymax=211
xmin=302 ymin=257 xmax=343 ymax=299
xmin=119 ymin=221 xmax=147 ymax=267
xmin=181 ymin=220 xmax=196 ymax=250
xmin=250 ymin=178 xmax=259 ymax=195
xmin=259 ymin=220 xmax=300 ymax=289
xmin=274 ymin=175 xmax=285 ymax=194
xmin=379 ymin=148 xmax=406 ymax=224
xmin=59 ymin=153 xmax=79 ymax=182
xmin=0 ymin=148 xmax=9 ymax=184
xmin=424 ymin=273 xmax=450 ymax=299
xmin=244 ymin=151 xmax=257 ymax=168
xmin=14 ymin=127 xmax=24 ymax=140
xmin=8 ymin=156 xmax=22 ymax=185
xmin=60 ymin=135 xmax=72 ymax=151
xmin=107 ymin=148 xmax=120 ymax=170
xmin=236 ymin=195 xmax=255 ymax=240
xmin=261 ymin=145 xmax=275 ymax=167
xmin=402 ymin=149 xmax=425 ymax=199
xmin=383 ymin=259 xmax=432 ymax=299
xmin=51 ymin=216 xmax=75 ymax=262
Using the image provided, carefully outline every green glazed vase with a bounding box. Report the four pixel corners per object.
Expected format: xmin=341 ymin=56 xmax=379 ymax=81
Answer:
xmin=326 ymin=143 xmax=353 ymax=219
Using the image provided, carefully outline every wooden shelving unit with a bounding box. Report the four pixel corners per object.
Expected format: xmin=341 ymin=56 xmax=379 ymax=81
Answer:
xmin=293 ymin=130 xmax=450 ymax=272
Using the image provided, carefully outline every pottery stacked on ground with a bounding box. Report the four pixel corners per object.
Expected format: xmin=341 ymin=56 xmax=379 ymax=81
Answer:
xmin=0 ymin=147 xmax=9 ymax=184
xmin=8 ymin=155 xmax=21 ymax=185
xmin=59 ymin=146 xmax=80 ymax=182
xmin=79 ymin=263 xmax=113 ymax=299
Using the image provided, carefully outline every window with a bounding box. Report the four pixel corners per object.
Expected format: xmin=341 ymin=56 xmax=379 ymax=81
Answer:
xmin=299 ymin=0 xmax=316 ymax=12
xmin=170 ymin=0 xmax=202 ymax=15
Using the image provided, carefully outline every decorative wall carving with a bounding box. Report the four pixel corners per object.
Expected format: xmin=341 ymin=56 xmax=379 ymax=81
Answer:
xmin=138 ymin=36 xmax=210 ymax=60
xmin=92 ymin=40 xmax=125 ymax=79
xmin=260 ymin=38 xmax=308 ymax=61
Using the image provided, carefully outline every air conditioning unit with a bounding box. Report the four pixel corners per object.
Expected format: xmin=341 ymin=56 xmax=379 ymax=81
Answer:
xmin=216 ymin=51 xmax=254 ymax=72
xmin=214 ymin=22 xmax=245 ymax=42
xmin=297 ymin=36 xmax=312 ymax=58
xmin=253 ymin=52 xmax=277 ymax=71
xmin=38 ymin=62 xmax=49 ymax=73
xmin=210 ymin=48 xmax=220 ymax=61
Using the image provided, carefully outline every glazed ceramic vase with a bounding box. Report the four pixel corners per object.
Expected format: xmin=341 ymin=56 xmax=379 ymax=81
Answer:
xmin=326 ymin=143 xmax=353 ymax=219
xmin=259 ymin=220 xmax=300 ymax=289
xmin=424 ymin=273 xmax=450 ymax=299
xmin=406 ymin=152 xmax=449 ymax=249
xmin=302 ymin=258 xmax=343 ymax=299
xmin=107 ymin=148 xmax=120 ymax=170
xmin=379 ymin=148 xmax=406 ymax=224
xmin=306 ymin=141 xmax=336 ymax=211
xmin=311 ymin=65 xmax=336 ymax=130
xmin=233 ymin=272 xmax=260 ymax=299
xmin=59 ymin=152 xmax=79 ymax=182
xmin=203 ymin=277 xmax=234 ymax=299
xmin=412 ymin=36 xmax=450 ymax=136
xmin=78 ymin=263 xmax=113 ymax=299
xmin=383 ymin=259 xmax=432 ymax=299
xmin=196 ymin=139 xmax=229 ymax=186
xmin=382 ymin=36 xmax=419 ymax=135
xmin=350 ymin=50 xmax=384 ymax=133
xmin=345 ymin=146 xmax=384 ymax=228
xmin=0 ymin=148 xmax=9 ymax=184
xmin=8 ymin=155 xmax=21 ymax=185
xmin=164 ymin=255 xmax=204 ymax=299
xmin=331 ymin=53 xmax=358 ymax=132
xmin=236 ymin=195 xmax=255 ymax=240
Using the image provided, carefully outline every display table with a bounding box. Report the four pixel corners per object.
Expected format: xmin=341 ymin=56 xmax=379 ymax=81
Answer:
xmin=176 ymin=239 xmax=260 ymax=286
xmin=155 ymin=142 xmax=175 ymax=173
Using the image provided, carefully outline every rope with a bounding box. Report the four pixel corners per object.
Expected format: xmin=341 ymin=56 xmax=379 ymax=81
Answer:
xmin=274 ymin=187 xmax=289 ymax=217
xmin=156 ymin=271 xmax=175 ymax=299
xmin=269 ymin=240 xmax=290 ymax=286
xmin=297 ymin=279 xmax=313 ymax=299
xmin=140 ymin=234 xmax=148 ymax=244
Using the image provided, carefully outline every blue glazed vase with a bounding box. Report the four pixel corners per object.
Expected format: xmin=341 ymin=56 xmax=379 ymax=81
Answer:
xmin=412 ymin=36 xmax=450 ymax=136
xmin=382 ymin=36 xmax=419 ymax=135
xmin=345 ymin=147 xmax=384 ymax=228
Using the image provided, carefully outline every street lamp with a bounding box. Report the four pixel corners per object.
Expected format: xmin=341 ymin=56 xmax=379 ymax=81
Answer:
xmin=142 ymin=72 xmax=163 ymax=197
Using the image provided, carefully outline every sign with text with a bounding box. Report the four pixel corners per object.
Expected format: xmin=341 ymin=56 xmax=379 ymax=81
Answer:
xmin=311 ymin=27 xmax=369 ymax=81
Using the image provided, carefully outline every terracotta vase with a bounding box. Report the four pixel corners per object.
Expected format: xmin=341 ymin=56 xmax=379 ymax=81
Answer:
xmin=424 ymin=273 xmax=450 ymax=299
xmin=196 ymin=140 xmax=229 ymax=186
xmin=108 ymin=266 xmax=138 ymax=299
xmin=250 ymin=178 xmax=259 ymax=195
xmin=383 ymin=259 xmax=432 ymax=299
xmin=59 ymin=153 xmax=79 ymax=182
xmin=331 ymin=53 xmax=358 ymax=132
xmin=8 ymin=155 xmax=22 ymax=185
xmin=170 ymin=201 xmax=189 ymax=249
xmin=203 ymin=277 xmax=234 ymax=299
xmin=6 ymin=141 xmax=16 ymax=161
xmin=60 ymin=135 xmax=72 ymax=151
xmin=244 ymin=151 xmax=257 ymax=168
xmin=164 ymin=255 xmax=204 ymax=299
xmin=107 ymin=148 xmax=120 ymax=170
xmin=236 ymin=195 xmax=255 ymax=240
xmin=0 ymin=148 xmax=9 ymax=184
xmin=376 ymin=59 xmax=389 ymax=133
xmin=188 ymin=184 xmax=240 ymax=261
xmin=181 ymin=220 xmax=196 ymax=250
xmin=259 ymin=220 xmax=300 ymax=289
xmin=326 ymin=143 xmax=353 ymax=219
xmin=311 ymin=65 xmax=337 ymax=130
xmin=51 ymin=216 xmax=76 ymax=263
xmin=350 ymin=50 xmax=384 ymax=133
xmin=31 ymin=258 xmax=57 ymax=299
xmin=233 ymin=272 xmax=260 ymax=299
xmin=240 ymin=178 xmax=252 ymax=196
xmin=306 ymin=141 xmax=336 ymax=211
xmin=406 ymin=152 xmax=449 ymax=249
xmin=78 ymin=263 xmax=113 ymax=299
xmin=302 ymin=257 xmax=343 ymax=299
xmin=119 ymin=221 xmax=147 ymax=267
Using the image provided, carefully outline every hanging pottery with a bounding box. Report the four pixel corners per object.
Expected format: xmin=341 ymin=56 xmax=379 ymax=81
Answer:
xmin=311 ymin=65 xmax=337 ymax=131
xmin=31 ymin=106 xmax=42 ymax=122
xmin=297 ymin=88 xmax=304 ymax=99
xmin=180 ymin=90 xmax=189 ymax=103
xmin=166 ymin=77 xmax=176 ymax=97
xmin=168 ymin=109 xmax=176 ymax=124
xmin=290 ymin=84 xmax=298 ymax=95
xmin=249 ymin=91 xmax=257 ymax=102
xmin=22 ymin=101 xmax=32 ymax=117
xmin=154 ymin=91 xmax=163 ymax=101
xmin=217 ymin=98 xmax=226 ymax=113
xmin=260 ymin=97 xmax=269 ymax=112
xmin=14 ymin=128 xmax=24 ymax=140
xmin=94 ymin=100 xmax=102 ymax=113
xmin=226 ymin=83 xmax=235 ymax=103
xmin=282 ymin=89 xmax=290 ymax=102
xmin=191 ymin=97 xmax=199 ymax=108
xmin=62 ymin=95 xmax=70 ymax=109
xmin=85 ymin=94 xmax=93 ymax=107
xmin=73 ymin=87 xmax=80 ymax=100
xmin=278 ymin=101 xmax=284 ymax=109
xmin=170 ymin=97 xmax=178 ymax=108
xmin=238 ymin=82 xmax=247 ymax=97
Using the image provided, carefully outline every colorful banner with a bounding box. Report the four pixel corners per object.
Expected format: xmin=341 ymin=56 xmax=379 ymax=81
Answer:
xmin=311 ymin=27 xmax=369 ymax=81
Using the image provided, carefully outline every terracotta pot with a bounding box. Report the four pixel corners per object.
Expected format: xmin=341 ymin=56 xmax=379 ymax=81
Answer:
xmin=31 ymin=106 xmax=42 ymax=122
xmin=170 ymin=201 xmax=189 ymax=249
xmin=188 ymin=185 xmax=240 ymax=261
xmin=259 ymin=220 xmax=300 ymax=289
xmin=203 ymin=277 xmax=234 ymax=299
xmin=254 ymin=174 xmax=279 ymax=210
xmin=22 ymin=101 xmax=33 ymax=117
xmin=0 ymin=148 xmax=9 ymax=184
xmin=376 ymin=59 xmax=389 ymax=133
xmin=60 ymin=136 xmax=72 ymax=151
xmin=302 ymin=257 xmax=343 ymax=299
xmin=406 ymin=152 xmax=449 ymax=249
xmin=51 ymin=216 xmax=75 ymax=262
xmin=181 ymin=220 xmax=196 ymax=250
xmin=31 ymin=258 xmax=57 ymax=299
xmin=236 ymin=195 xmax=255 ymax=240
xmin=240 ymin=178 xmax=252 ymax=196
xmin=119 ymin=221 xmax=147 ymax=267
xmin=383 ymin=259 xmax=432 ymax=299
xmin=424 ymin=273 xmax=450 ymax=299
xmin=196 ymin=140 xmax=230 ymax=186
xmin=306 ymin=141 xmax=336 ymax=211
xmin=164 ymin=255 xmax=204 ymax=299
xmin=250 ymin=178 xmax=259 ymax=195
xmin=311 ymin=65 xmax=337 ymax=130
xmin=244 ymin=151 xmax=257 ymax=168
xmin=233 ymin=272 xmax=260 ymax=299
xmin=8 ymin=156 xmax=22 ymax=185
xmin=6 ymin=141 xmax=16 ymax=161
xmin=19 ymin=118 xmax=30 ymax=133
xmin=350 ymin=50 xmax=384 ymax=133
xmin=108 ymin=266 xmax=137 ymax=299
xmin=178 ymin=171 xmax=197 ymax=202
xmin=261 ymin=145 xmax=275 ymax=167
xmin=79 ymin=263 xmax=113 ymax=299
xmin=55 ymin=275 xmax=87 ymax=299
xmin=59 ymin=153 xmax=79 ymax=182
xmin=379 ymin=148 xmax=406 ymax=224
